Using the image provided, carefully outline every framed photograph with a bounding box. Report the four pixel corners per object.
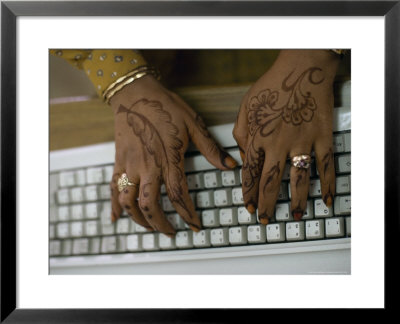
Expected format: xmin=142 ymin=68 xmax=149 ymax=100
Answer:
xmin=1 ymin=0 xmax=398 ymax=321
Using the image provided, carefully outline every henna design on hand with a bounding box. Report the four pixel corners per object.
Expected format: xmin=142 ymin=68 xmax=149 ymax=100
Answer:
xmin=322 ymin=148 xmax=333 ymax=177
xmin=243 ymin=67 xmax=324 ymax=195
xmin=263 ymin=161 xmax=281 ymax=194
xmin=118 ymin=100 xmax=193 ymax=218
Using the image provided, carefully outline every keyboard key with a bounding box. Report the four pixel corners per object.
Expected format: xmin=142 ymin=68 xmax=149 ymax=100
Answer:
xmin=116 ymin=218 xmax=131 ymax=234
xmin=314 ymin=199 xmax=334 ymax=218
xmin=89 ymin=238 xmax=101 ymax=254
xmin=57 ymin=206 xmax=70 ymax=221
xmin=49 ymin=240 xmax=61 ymax=256
xmin=117 ymin=236 xmax=127 ymax=252
xmin=343 ymin=133 xmax=351 ymax=152
xmin=333 ymin=134 xmax=345 ymax=153
xmin=193 ymin=230 xmax=211 ymax=248
xmin=103 ymin=165 xmax=114 ymax=183
xmin=57 ymin=189 xmax=70 ymax=204
xmin=214 ymin=188 xmax=232 ymax=207
xmin=162 ymin=196 xmax=175 ymax=212
xmin=299 ymin=200 xmax=314 ymax=220
xmin=70 ymin=221 xmax=84 ymax=237
xmin=85 ymin=220 xmax=99 ymax=236
xmin=72 ymin=238 xmax=89 ymax=255
xmin=232 ymin=187 xmax=244 ymax=205
xmin=266 ymin=223 xmax=285 ymax=243
xmin=70 ymin=187 xmax=84 ymax=203
xmin=99 ymin=184 xmax=111 ymax=199
xmin=325 ymin=217 xmax=345 ymax=238
xmin=309 ymin=179 xmax=322 ymax=197
xmin=59 ymin=171 xmax=75 ymax=187
xmin=75 ymin=169 xmax=86 ymax=186
xmin=336 ymin=154 xmax=351 ymax=173
xmin=187 ymin=173 xmax=204 ymax=190
xmin=247 ymin=225 xmax=266 ymax=243
xmin=210 ymin=228 xmax=229 ymax=246
xmin=85 ymin=202 xmax=100 ymax=219
xmin=175 ymin=231 xmax=193 ymax=249
xmin=126 ymin=234 xmax=143 ymax=251
xmin=334 ymin=195 xmax=351 ymax=215
xmin=286 ymin=221 xmax=305 ymax=241
xmin=277 ymin=183 xmax=289 ymax=200
xmin=204 ymin=171 xmax=222 ymax=188
xmin=49 ymin=224 xmax=55 ymax=239
xmin=201 ymin=209 xmax=220 ymax=227
xmin=61 ymin=239 xmax=73 ymax=255
xmin=56 ymin=223 xmax=70 ymax=238
xmin=221 ymin=170 xmax=240 ymax=186
xmin=166 ymin=213 xmax=186 ymax=230
xmin=100 ymin=202 xmax=112 ymax=225
xmin=196 ymin=191 xmax=214 ymax=208
xmin=101 ymin=223 xmax=115 ymax=235
xmin=134 ymin=223 xmax=149 ymax=233
xmin=71 ymin=204 xmax=84 ymax=220
xmin=159 ymin=233 xmax=176 ymax=250
xmin=229 ymin=226 xmax=247 ymax=245
xmin=86 ymin=167 xmax=104 ymax=184
xmin=305 ymin=219 xmax=325 ymax=240
xmin=275 ymin=203 xmax=291 ymax=221
xmin=336 ymin=175 xmax=351 ymax=194
xmin=219 ymin=208 xmax=238 ymax=226
xmin=101 ymin=236 xmax=117 ymax=253
xmin=142 ymin=233 xmax=159 ymax=251
xmin=85 ymin=185 xmax=99 ymax=201
xmin=345 ymin=217 xmax=351 ymax=237
xmin=237 ymin=207 xmax=257 ymax=225
xmin=50 ymin=206 xmax=58 ymax=223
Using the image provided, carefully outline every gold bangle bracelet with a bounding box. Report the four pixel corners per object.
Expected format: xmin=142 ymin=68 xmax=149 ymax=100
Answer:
xmin=103 ymin=68 xmax=160 ymax=104
xmin=102 ymin=65 xmax=150 ymax=100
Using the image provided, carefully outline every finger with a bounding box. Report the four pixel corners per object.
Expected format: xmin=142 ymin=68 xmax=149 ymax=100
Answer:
xmin=163 ymin=158 xmax=202 ymax=232
xmin=138 ymin=175 xmax=176 ymax=237
xmin=186 ymin=113 xmax=238 ymax=170
xmin=118 ymin=181 xmax=152 ymax=230
xmin=233 ymin=93 xmax=249 ymax=161
xmin=110 ymin=167 xmax=124 ymax=222
xmin=289 ymin=148 xmax=312 ymax=221
xmin=314 ymin=140 xmax=336 ymax=207
xmin=241 ymin=143 xmax=265 ymax=214
xmin=257 ymin=152 xmax=287 ymax=225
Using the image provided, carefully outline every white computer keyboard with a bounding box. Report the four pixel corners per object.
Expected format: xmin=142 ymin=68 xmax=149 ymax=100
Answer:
xmin=49 ymin=82 xmax=351 ymax=275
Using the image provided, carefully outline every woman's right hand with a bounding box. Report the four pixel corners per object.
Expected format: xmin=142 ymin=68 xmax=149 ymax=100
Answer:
xmin=109 ymin=75 xmax=238 ymax=237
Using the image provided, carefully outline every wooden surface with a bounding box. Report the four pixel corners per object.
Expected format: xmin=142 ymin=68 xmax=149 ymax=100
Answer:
xmin=49 ymin=84 xmax=251 ymax=151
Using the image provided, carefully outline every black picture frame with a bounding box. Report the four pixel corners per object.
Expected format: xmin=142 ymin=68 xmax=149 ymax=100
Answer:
xmin=1 ymin=0 xmax=399 ymax=322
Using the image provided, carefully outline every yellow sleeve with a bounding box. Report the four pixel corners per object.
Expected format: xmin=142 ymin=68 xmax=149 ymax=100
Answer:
xmin=50 ymin=49 xmax=148 ymax=98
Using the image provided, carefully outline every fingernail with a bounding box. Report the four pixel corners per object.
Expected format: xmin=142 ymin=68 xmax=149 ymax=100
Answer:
xmin=293 ymin=212 xmax=303 ymax=221
xmin=240 ymin=151 xmax=245 ymax=162
xmin=324 ymin=194 xmax=333 ymax=207
xmin=246 ymin=204 xmax=256 ymax=214
xmin=145 ymin=226 xmax=154 ymax=232
xmin=258 ymin=212 xmax=269 ymax=225
xmin=188 ymin=223 xmax=201 ymax=232
xmin=111 ymin=213 xmax=118 ymax=222
xmin=224 ymin=156 xmax=238 ymax=169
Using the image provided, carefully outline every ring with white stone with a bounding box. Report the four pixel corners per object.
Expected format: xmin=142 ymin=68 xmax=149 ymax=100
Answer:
xmin=117 ymin=173 xmax=139 ymax=192
xmin=291 ymin=155 xmax=312 ymax=169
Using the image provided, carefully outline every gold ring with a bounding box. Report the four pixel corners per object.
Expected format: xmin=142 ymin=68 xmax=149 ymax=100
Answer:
xmin=117 ymin=173 xmax=139 ymax=192
xmin=291 ymin=154 xmax=311 ymax=169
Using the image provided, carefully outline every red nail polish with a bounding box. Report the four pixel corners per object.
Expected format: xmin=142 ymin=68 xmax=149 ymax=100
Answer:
xmin=293 ymin=212 xmax=303 ymax=221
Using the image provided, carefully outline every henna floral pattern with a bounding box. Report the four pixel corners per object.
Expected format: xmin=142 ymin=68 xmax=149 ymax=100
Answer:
xmin=243 ymin=67 xmax=324 ymax=195
xmin=117 ymin=99 xmax=193 ymax=219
